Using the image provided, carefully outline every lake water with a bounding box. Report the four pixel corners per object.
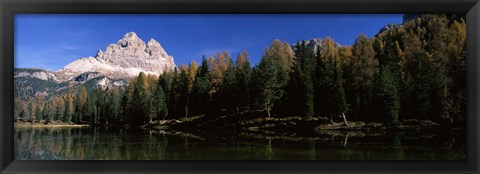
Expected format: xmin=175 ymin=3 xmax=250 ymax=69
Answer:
xmin=14 ymin=127 xmax=465 ymax=160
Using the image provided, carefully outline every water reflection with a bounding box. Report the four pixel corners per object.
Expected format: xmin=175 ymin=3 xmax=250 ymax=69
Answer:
xmin=14 ymin=127 xmax=465 ymax=160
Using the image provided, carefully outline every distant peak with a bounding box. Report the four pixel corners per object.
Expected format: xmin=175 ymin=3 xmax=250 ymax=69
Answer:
xmin=95 ymin=49 xmax=104 ymax=59
xmin=147 ymin=38 xmax=160 ymax=45
xmin=123 ymin=32 xmax=138 ymax=39
xmin=292 ymin=38 xmax=324 ymax=46
xmin=310 ymin=38 xmax=324 ymax=42
xmin=118 ymin=32 xmax=144 ymax=48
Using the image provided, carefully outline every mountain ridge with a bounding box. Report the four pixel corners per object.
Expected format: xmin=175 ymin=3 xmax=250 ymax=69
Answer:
xmin=57 ymin=32 xmax=176 ymax=81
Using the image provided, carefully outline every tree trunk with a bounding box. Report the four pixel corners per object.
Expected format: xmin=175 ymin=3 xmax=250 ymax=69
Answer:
xmin=343 ymin=132 xmax=350 ymax=147
xmin=342 ymin=113 xmax=349 ymax=127
xmin=267 ymin=107 xmax=271 ymax=118
xmin=330 ymin=116 xmax=334 ymax=124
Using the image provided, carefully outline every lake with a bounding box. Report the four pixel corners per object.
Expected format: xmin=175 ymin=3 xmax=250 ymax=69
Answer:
xmin=14 ymin=127 xmax=465 ymax=160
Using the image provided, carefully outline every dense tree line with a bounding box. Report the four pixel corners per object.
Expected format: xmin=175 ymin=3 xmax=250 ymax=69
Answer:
xmin=15 ymin=14 xmax=466 ymax=128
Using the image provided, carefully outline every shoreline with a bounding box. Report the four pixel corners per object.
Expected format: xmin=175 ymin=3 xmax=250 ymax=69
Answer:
xmin=14 ymin=122 xmax=90 ymax=128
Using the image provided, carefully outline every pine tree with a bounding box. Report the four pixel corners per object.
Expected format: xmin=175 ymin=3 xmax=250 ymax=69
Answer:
xmin=256 ymin=56 xmax=283 ymax=118
xmin=262 ymin=40 xmax=295 ymax=116
xmin=170 ymin=68 xmax=181 ymax=118
xmin=372 ymin=32 xmax=402 ymax=122
xmin=376 ymin=66 xmax=400 ymax=127
xmin=207 ymin=51 xmax=234 ymax=116
xmin=34 ymin=104 xmax=42 ymax=123
xmin=98 ymin=90 xmax=110 ymax=125
xmin=314 ymin=38 xmax=339 ymax=119
xmin=235 ymin=50 xmax=252 ymax=113
xmin=339 ymin=46 xmax=357 ymax=117
xmin=42 ymin=102 xmax=48 ymax=122
xmin=158 ymin=70 xmax=174 ymax=118
xmin=289 ymin=41 xmax=315 ymax=118
xmin=331 ymin=59 xmax=349 ymax=126
xmin=77 ymin=86 xmax=88 ymax=123
xmin=131 ymin=72 xmax=149 ymax=126
xmin=109 ymin=88 xmax=122 ymax=125
xmin=120 ymin=87 xmax=131 ymax=124
xmin=26 ymin=102 xmax=34 ymax=122
xmin=63 ymin=95 xmax=74 ymax=123
xmin=154 ymin=85 xmax=168 ymax=121
xmin=190 ymin=56 xmax=211 ymax=116
xmin=316 ymin=55 xmax=349 ymax=124
xmin=178 ymin=64 xmax=190 ymax=118
xmin=44 ymin=102 xmax=53 ymax=124
xmin=221 ymin=65 xmax=237 ymax=114
xmin=407 ymin=51 xmax=433 ymax=120
xmin=86 ymin=89 xmax=99 ymax=124
xmin=54 ymin=97 xmax=64 ymax=122
xmin=183 ymin=62 xmax=199 ymax=118
xmin=351 ymin=34 xmax=378 ymax=118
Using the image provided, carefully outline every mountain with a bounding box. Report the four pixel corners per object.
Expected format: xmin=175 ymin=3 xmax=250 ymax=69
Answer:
xmin=376 ymin=14 xmax=426 ymax=36
xmin=57 ymin=32 xmax=176 ymax=80
xmin=292 ymin=38 xmax=342 ymax=53
xmin=376 ymin=23 xmax=401 ymax=36
xmin=15 ymin=32 xmax=174 ymax=100
xmin=14 ymin=68 xmax=126 ymax=100
xmin=14 ymin=68 xmax=63 ymax=100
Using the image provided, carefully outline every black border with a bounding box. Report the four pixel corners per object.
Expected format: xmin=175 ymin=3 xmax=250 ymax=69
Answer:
xmin=1 ymin=0 xmax=479 ymax=173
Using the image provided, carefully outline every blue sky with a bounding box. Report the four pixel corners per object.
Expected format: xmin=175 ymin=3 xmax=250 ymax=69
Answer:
xmin=15 ymin=14 xmax=403 ymax=71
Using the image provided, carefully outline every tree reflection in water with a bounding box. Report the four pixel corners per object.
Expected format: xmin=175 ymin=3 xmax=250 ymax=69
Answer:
xmin=15 ymin=127 xmax=465 ymax=160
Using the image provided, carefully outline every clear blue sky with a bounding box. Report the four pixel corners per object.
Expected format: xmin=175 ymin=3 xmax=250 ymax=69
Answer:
xmin=15 ymin=14 xmax=403 ymax=71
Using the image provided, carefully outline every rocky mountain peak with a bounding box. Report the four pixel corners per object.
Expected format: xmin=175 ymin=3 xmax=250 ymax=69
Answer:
xmin=147 ymin=38 xmax=169 ymax=58
xmin=147 ymin=38 xmax=160 ymax=45
xmin=292 ymin=38 xmax=341 ymax=54
xmin=376 ymin=23 xmax=400 ymax=36
xmin=123 ymin=31 xmax=138 ymax=38
xmin=57 ymin=32 xmax=176 ymax=80
xmin=95 ymin=49 xmax=104 ymax=59
xmin=123 ymin=32 xmax=139 ymax=40
xmin=118 ymin=31 xmax=145 ymax=48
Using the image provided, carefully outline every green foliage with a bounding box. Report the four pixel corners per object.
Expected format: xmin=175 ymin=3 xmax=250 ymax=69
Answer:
xmin=26 ymin=102 xmax=34 ymax=120
xmin=131 ymin=72 xmax=149 ymax=126
xmin=255 ymin=55 xmax=284 ymax=117
xmin=153 ymin=82 xmax=168 ymax=120
xmin=405 ymin=51 xmax=433 ymax=120
xmin=288 ymin=41 xmax=316 ymax=118
xmin=376 ymin=66 xmax=400 ymax=127
xmin=159 ymin=69 xmax=175 ymax=118
xmin=314 ymin=38 xmax=348 ymax=119
xmin=190 ymin=74 xmax=211 ymax=116
xmin=315 ymin=63 xmax=346 ymax=125
xmin=62 ymin=96 xmax=73 ymax=123
xmin=34 ymin=105 xmax=42 ymax=122
xmin=234 ymin=50 xmax=252 ymax=113
xmin=351 ymin=34 xmax=378 ymax=119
